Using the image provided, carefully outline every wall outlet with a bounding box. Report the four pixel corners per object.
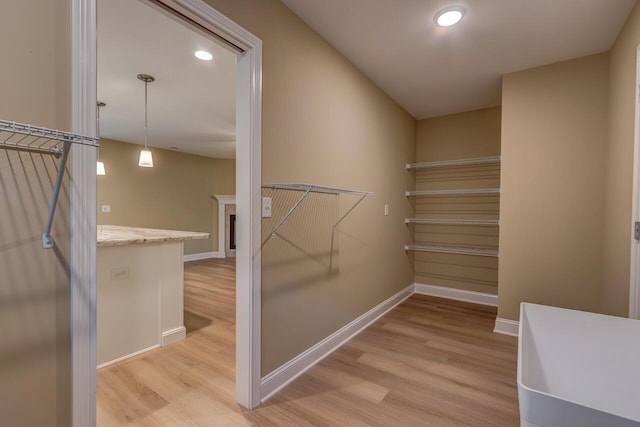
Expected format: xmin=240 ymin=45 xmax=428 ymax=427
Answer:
xmin=384 ymin=203 xmax=389 ymax=216
xmin=110 ymin=267 xmax=129 ymax=280
xmin=102 ymin=205 xmax=111 ymax=213
xmin=262 ymin=197 xmax=272 ymax=218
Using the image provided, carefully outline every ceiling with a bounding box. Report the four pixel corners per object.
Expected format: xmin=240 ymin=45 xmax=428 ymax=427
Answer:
xmin=280 ymin=0 xmax=636 ymax=119
xmin=97 ymin=0 xmax=637 ymax=157
xmin=97 ymin=0 xmax=237 ymax=159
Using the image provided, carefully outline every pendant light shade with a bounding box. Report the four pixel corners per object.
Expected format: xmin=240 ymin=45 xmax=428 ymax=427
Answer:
xmin=97 ymin=101 xmax=106 ymax=175
xmin=138 ymin=149 xmax=154 ymax=167
xmin=137 ymin=73 xmax=155 ymax=168
xmin=97 ymin=161 xmax=106 ymax=175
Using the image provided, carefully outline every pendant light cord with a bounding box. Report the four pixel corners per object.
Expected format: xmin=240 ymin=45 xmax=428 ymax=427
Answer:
xmin=144 ymin=80 xmax=148 ymax=149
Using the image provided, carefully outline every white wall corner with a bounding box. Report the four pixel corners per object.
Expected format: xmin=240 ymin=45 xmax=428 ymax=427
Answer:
xmin=414 ymin=283 xmax=498 ymax=307
xmin=493 ymin=317 xmax=519 ymax=337
xmin=260 ymin=283 xmax=415 ymax=403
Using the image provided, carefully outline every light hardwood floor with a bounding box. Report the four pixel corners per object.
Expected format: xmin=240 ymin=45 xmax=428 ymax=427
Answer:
xmin=97 ymin=258 xmax=519 ymax=426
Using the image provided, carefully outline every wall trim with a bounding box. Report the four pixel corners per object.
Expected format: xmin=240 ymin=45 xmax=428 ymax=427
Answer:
xmin=260 ymin=283 xmax=414 ymax=403
xmin=183 ymin=251 xmax=224 ymax=262
xmin=494 ymin=317 xmax=520 ymax=336
xmin=414 ymin=283 xmax=498 ymax=307
xmin=96 ymin=345 xmax=160 ymax=370
xmin=162 ymin=326 xmax=186 ymax=346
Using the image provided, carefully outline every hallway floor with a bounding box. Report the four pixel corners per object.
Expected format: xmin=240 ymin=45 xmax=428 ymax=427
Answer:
xmin=97 ymin=258 xmax=519 ymax=426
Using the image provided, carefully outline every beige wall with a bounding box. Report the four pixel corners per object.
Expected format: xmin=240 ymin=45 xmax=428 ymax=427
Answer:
xmin=0 ymin=0 xmax=71 ymax=425
xmin=603 ymin=2 xmax=640 ymax=317
xmin=499 ymin=54 xmax=609 ymax=320
xmin=97 ymin=138 xmax=235 ymax=255
xmin=414 ymin=108 xmax=501 ymax=294
xmin=204 ymin=0 xmax=416 ymax=375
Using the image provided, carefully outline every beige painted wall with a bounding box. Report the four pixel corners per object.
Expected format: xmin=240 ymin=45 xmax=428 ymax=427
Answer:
xmin=204 ymin=0 xmax=416 ymax=375
xmin=0 ymin=0 xmax=71 ymax=425
xmin=97 ymin=138 xmax=235 ymax=255
xmin=414 ymin=108 xmax=501 ymax=294
xmin=603 ymin=2 xmax=640 ymax=317
xmin=499 ymin=54 xmax=609 ymax=320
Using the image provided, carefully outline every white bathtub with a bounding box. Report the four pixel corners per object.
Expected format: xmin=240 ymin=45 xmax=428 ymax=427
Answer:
xmin=518 ymin=303 xmax=640 ymax=427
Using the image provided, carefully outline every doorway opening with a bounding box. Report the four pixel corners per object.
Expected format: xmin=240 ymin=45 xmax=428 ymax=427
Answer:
xmin=70 ymin=0 xmax=262 ymax=421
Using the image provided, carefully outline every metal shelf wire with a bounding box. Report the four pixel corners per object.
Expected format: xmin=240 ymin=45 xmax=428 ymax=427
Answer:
xmin=405 ymin=218 xmax=499 ymax=226
xmin=404 ymin=244 xmax=499 ymax=257
xmin=0 ymin=119 xmax=99 ymax=248
xmin=262 ymin=183 xmax=372 ymax=238
xmin=406 ymin=156 xmax=501 ymax=170
xmin=406 ymin=188 xmax=500 ymax=196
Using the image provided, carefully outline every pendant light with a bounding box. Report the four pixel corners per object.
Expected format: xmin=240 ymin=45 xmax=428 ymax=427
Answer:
xmin=96 ymin=101 xmax=106 ymax=176
xmin=137 ymin=73 xmax=155 ymax=168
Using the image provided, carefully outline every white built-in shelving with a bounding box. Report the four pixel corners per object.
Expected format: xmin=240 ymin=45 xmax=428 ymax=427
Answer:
xmin=404 ymin=156 xmax=501 ymax=258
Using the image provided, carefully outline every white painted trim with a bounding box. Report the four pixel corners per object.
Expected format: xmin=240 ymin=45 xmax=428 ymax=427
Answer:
xmin=214 ymin=195 xmax=236 ymax=257
xmin=630 ymin=45 xmax=640 ymax=320
xmin=414 ymin=283 xmax=498 ymax=307
xmin=96 ymin=345 xmax=160 ymax=370
xmin=183 ymin=251 xmax=224 ymax=262
xmin=260 ymin=284 xmax=414 ymax=403
xmin=162 ymin=326 xmax=187 ymax=346
xmin=494 ymin=317 xmax=520 ymax=337
xmin=70 ymin=1 xmax=97 ymax=426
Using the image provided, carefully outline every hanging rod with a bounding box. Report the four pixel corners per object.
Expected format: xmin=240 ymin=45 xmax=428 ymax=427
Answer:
xmin=404 ymin=244 xmax=499 ymax=257
xmin=262 ymin=183 xmax=372 ymax=238
xmin=0 ymin=119 xmax=99 ymax=249
xmin=406 ymin=188 xmax=500 ymax=196
xmin=406 ymin=156 xmax=501 ymax=170
xmin=405 ymin=218 xmax=499 ymax=226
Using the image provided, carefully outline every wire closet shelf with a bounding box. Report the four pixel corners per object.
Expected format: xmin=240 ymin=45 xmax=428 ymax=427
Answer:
xmin=262 ymin=183 xmax=372 ymax=239
xmin=0 ymin=119 xmax=99 ymax=249
xmin=406 ymin=156 xmax=501 ymax=170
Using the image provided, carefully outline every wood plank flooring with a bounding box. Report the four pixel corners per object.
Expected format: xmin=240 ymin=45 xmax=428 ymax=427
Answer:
xmin=97 ymin=258 xmax=519 ymax=426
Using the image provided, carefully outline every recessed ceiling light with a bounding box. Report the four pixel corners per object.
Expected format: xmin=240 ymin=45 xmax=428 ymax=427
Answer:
xmin=434 ymin=6 xmax=466 ymax=27
xmin=194 ymin=50 xmax=213 ymax=61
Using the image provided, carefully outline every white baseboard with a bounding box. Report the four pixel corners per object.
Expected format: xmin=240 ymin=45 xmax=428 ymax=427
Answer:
xmin=183 ymin=251 xmax=225 ymax=262
xmin=414 ymin=283 xmax=498 ymax=307
xmin=260 ymin=283 xmax=415 ymax=403
xmin=162 ymin=326 xmax=186 ymax=346
xmin=96 ymin=344 xmax=160 ymax=370
xmin=494 ymin=317 xmax=519 ymax=336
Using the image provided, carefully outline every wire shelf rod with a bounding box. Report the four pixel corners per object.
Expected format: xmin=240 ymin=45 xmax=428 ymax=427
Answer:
xmin=406 ymin=156 xmax=501 ymax=170
xmin=406 ymin=188 xmax=500 ymax=196
xmin=404 ymin=244 xmax=499 ymax=257
xmin=405 ymin=218 xmax=499 ymax=226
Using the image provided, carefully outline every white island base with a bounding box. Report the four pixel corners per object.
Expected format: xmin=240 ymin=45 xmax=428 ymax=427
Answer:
xmin=97 ymin=225 xmax=209 ymax=367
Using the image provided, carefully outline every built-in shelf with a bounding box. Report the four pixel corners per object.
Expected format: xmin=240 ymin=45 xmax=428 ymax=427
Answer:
xmin=405 ymin=218 xmax=499 ymax=226
xmin=404 ymin=244 xmax=499 ymax=257
xmin=406 ymin=188 xmax=500 ymax=197
xmin=0 ymin=119 xmax=99 ymax=249
xmin=406 ymin=156 xmax=501 ymax=170
xmin=262 ymin=183 xmax=372 ymax=238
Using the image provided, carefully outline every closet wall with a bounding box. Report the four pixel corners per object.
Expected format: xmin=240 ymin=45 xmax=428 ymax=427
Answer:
xmin=413 ymin=107 xmax=501 ymax=295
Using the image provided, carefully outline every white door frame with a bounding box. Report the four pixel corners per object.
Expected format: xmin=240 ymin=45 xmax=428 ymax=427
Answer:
xmin=70 ymin=0 xmax=263 ymax=423
xmin=214 ymin=195 xmax=237 ymax=257
xmin=630 ymin=45 xmax=640 ymax=319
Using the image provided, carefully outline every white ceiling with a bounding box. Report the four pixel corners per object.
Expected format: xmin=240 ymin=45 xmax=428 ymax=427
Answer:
xmin=280 ymin=0 xmax=636 ymax=119
xmin=97 ymin=0 xmax=237 ymax=159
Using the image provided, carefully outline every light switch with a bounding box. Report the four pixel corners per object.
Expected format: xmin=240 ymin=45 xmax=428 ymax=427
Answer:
xmin=102 ymin=205 xmax=111 ymax=213
xmin=384 ymin=204 xmax=389 ymax=216
xmin=262 ymin=197 xmax=272 ymax=218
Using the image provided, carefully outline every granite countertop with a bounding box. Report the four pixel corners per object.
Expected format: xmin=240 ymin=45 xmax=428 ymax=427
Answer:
xmin=97 ymin=225 xmax=210 ymax=247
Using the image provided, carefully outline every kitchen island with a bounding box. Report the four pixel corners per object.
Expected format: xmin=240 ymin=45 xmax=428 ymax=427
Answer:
xmin=97 ymin=225 xmax=209 ymax=367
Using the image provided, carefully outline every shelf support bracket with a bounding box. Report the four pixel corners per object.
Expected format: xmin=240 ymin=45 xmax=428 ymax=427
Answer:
xmin=332 ymin=193 xmax=368 ymax=233
xmin=42 ymin=140 xmax=71 ymax=249
xmin=270 ymin=188 xmax=311 ymax=239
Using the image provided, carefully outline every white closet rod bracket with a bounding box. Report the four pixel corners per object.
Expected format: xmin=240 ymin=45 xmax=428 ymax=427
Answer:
xmin=263 ymin=183 xmax=372 ymax=239
xmin=0 ymin=119 xmax=99 ymax=249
